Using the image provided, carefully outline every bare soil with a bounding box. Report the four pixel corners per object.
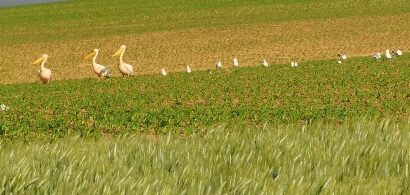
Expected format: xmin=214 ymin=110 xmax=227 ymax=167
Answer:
xmin=1 ymin=13 xmax=409 ymax=84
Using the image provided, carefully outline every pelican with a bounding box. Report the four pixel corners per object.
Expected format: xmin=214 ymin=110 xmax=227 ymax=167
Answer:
xmin=392 ymin=50 xmax=403 ymax=57
xmin=84 ymin=49 xmax=110 ymax=79
xmin=385 ymin=49 xmax=392 ymax=60
xmin=373 ymin=52 xmax=381 ymax=61
xmin=112 ymin=45 xmax=134 ymax=76
xmin=216 ymin=61 xmax=222 ymax=69
xmin=233 ymin=58 xmax=239 ymax=67
xmin=262 ymin=59 xmax=269 ymax=67
xmin=32 ymin=54 xmax=51 ymax=84
xmin=186 ymin=66 xmax=192 ymax=73
xmin=161 ymin=68 xmax=167 ymax=76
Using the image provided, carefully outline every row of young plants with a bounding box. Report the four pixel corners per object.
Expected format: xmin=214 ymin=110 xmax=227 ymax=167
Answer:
xmin=0 ymin=56 xmax=409 ymax=138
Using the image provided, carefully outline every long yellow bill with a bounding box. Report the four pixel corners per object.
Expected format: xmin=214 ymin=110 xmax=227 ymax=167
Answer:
xmin=32 ymin=57 xmax=44 ymax=65
xmin=84 ymin=51 xmax=96 ymax=60
xmin=112 ymin=48 xmax=124 ymax=57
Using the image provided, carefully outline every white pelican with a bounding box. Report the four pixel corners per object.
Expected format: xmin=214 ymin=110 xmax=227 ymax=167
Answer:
xmin=233 ymin=58 xmax=239 ymax=67
xmin=216 ymin=61 xmax=222 ymax=69
xmin=385 ymin=49 xmax=392 ymax=60
xmin=392 ymin=50 xmax=403 ymax=57
xmin=373 ymin=52 xmax=381 ymax=61
xmin=112 ymin=45 xmax=134 ymax=76
xmin=84 ymin=49 xmax=110 ymax=79
xmin=262 ymin=59 xmax=269 ymax=67
xmin=32 ymin=54 xmax=51 ymax=84
xmin=186 ymin=66 xmax=192 ymax=73
xmin=161 ymin=68 xmax=167 ymax=76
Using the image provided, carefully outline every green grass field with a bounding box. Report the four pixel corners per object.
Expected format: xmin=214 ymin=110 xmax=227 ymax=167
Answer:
xmin=1 ymin=120 xmax=410 ymax=194
xmin=0 ymin=0 xmax=410 ymax=194
xmin=1 ymin=0 xmax=409 ymax=45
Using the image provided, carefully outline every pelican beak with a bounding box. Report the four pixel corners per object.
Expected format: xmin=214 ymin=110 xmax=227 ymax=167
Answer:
xmin=32 ymin=57 xmax=44 ymax=65
xmin=112 ymin=48 xmax=124 ymax=57
xmin=84 ymin=51 xmax=95 ymax=60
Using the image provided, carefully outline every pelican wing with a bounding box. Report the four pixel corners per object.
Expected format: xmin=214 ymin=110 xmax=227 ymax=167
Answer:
xmin=124 ymin=63 xmax=134 ymax=74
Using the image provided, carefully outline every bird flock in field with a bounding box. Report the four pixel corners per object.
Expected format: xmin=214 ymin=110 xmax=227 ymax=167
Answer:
xmin=32 ymin=47 xmax=404 ymax=84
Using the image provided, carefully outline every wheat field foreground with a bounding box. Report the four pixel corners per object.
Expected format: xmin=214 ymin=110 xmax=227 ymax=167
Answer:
xmin=0 ymin=0 xmax=410 ymax=84
xmin=1 ymin=120 xmax=410 ymax=194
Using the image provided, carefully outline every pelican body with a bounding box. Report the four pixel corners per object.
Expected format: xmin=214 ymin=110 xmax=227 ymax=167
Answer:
xmin=33 ymin=54 xmax=51 ymax=84
xmin=85 ymin=49 xmax=110 ymax=79
xmin=113 ymin=45 xmax=134 ymax=76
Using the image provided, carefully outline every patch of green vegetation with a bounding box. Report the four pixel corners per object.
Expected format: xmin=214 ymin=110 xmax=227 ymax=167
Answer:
xmin=0 ymin=0 xmax=409 ymax=45
xmin=0 ymin=56 xmax=409 ymax=139
xmin=1 ymin=119 xmax=409 ymax=194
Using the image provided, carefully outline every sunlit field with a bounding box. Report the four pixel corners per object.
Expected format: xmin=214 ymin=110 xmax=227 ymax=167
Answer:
xmin=0 ymin=0 xmax=409 ymax=194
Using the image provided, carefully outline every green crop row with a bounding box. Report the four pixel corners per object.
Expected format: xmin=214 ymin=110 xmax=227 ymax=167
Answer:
xmin=0 ymin=56 xmax=409 ymax=139
xmin=1 ymin=0 xmax=410 ymax=45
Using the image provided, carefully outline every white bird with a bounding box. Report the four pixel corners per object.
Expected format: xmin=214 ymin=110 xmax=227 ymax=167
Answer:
xmin=233 ymin=58 xmax=239 ymax=67
xmin=32 ymin=54 xmax=52 ymax=84
xmin=0 ymin=104 xmax=9 ymax=111
xmin=112 ymin=45 xmax=134 ymax=76
xmin=338 ymin=52 xmax=347 ymax=61
xmin=393 ymin=50 xmax=403 ymax=57
xmin=186 ymin=66 xmax=192 ymax=73
xmin=85 ymin=49 xmax=110 ymax=79
xmin=291 ymin=61 xmax=298 ymax=67
xmin=262 ymin=59 xmax=269 ymax=67
xmin=216 ymin=61 xmax=222 ymax=69
xmin=161 ymin=68 xmax=167 ymax=76
xmin=385 ymin=49 xmax=392 ymax=60
xmin=373 ymin=52 xmax=381 ymax=61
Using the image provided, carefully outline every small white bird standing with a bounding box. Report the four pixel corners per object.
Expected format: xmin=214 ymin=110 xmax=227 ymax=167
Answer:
xmin=112 ymin=45 xmax=134 ymax=76
xmin=32 ymin=54 xmax=52 ymax=84
xmin=373 ymin=52 xmax=381 ymax=61
xmin=262 ymin=59 xmax=269 ymax=67
xmin=161 ymin=68 xmax=167 ymax=76
xmin=290 ymin=61 xmax=298 ymax=67
xmin=216 ymin=61 xmax=222 ymax=69
xmin=393 ymin=49 xmax=403 ymax=57
xmin=186 ymin=66 xmax=192 ymax=73
xmin=85 ymin=49 xmax=110 ymax=79
xmin=385 ymin=49 xmax=392 ymax=60
xmin=338 ymin=52 xmax=347 ymax=61
xmin=0 ymin=104 xmax=9 ymax=111
xmin=233 ymin=58 xmax=239 ymax=67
